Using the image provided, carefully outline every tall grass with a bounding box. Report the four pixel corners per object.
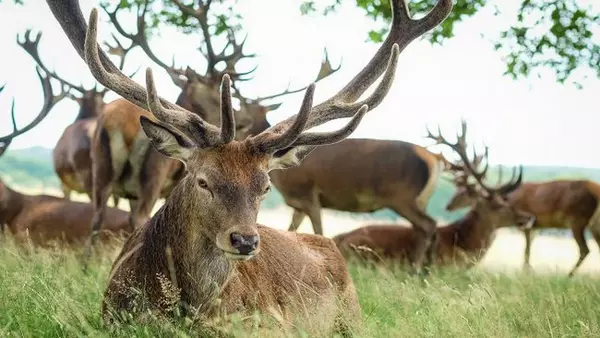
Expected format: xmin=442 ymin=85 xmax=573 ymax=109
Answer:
xmin=0 ymin=237 xmax=599 ymax=337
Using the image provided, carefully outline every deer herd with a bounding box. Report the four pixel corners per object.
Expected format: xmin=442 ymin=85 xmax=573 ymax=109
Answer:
xmin=0 ymin=0 xmax=598 ymax=334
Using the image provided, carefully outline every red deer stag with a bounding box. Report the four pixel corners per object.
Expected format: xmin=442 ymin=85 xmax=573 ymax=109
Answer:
xmin=446 ymin=169 xmax=600 ymax=276
xmin=0 ymin=82 xmax=130 ymax=248
xmin=46 ymin=0 xmax=452 ymax=331
xmin=334 ymin=122 xmax=535 ymax=268
xmin=17 ymin=29 xmax=134 ymax=206
xmin=79 ymin=0 xmax=342 ymax=266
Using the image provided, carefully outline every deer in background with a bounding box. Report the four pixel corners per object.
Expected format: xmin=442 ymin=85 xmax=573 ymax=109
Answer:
xmin=445 ymin=165 xmax=600 ymax=276
xmin=334 ymin=121 xmax=535 ymax=268
xmin=46 ymin=0 xmax=452 ymax=331
xmin=0 ymin=79 xmax=130 ymax=247
xmin=17 ymin=29 xmax=135 ymax=206
xmin=80 ymin=0 xmax=341 ymax=264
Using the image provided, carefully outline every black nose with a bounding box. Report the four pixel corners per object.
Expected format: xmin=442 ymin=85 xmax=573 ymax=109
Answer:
xmin=230 ymin=233 xmax=259 ymax=255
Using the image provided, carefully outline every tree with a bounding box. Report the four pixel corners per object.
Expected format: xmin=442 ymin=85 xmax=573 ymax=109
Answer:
xmin=300 ymin=0 xmax=600 ymax=87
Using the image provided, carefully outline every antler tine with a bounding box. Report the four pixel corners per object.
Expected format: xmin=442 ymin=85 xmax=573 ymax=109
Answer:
xmin=496 ymin=165 xmax=524 ymax=195
xmin=103 ymin=1 xmax=186 ymax=87
xmin=0 ymin=67 xmax=68 ymax=150
xmin=276 ymin=0 xmax=453 ymax=132
xmin=170 ymin=0 xmax=256 ymax=82
xmin=219 ymin=74 xmax=235 ymax=143
xmin=84 ymin=8 xmax=221 ymax=147
xmin=17 ymin=29 xmax=87 ymax=94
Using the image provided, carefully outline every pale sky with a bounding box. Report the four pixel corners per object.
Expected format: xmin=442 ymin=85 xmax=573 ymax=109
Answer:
xmin=0 ymin=0 xmax=599 ymax=168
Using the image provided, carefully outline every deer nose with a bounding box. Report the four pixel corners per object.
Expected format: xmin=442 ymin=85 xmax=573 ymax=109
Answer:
xmin=230 ymin=233 xmax=259 ymax=255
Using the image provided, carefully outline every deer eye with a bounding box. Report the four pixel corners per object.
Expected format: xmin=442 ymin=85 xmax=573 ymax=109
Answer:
xmin=197 ymin=179 xmax=209 ymax=189
xmin=263 ymin=185 xmax=271 ymax=194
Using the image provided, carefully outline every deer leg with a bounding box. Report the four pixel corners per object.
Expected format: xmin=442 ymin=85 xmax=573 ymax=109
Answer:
xmin=287 ymin=209 xmax=306 ymax=232
xmin=568 ymin=225 xmax=589 ymax=277
xmin=61 ymin=184 xmax=71 ymax=200
xmin=112 ymin=194 xmax=120 ymax=208
xmin=128 ymin=200 xmax=139 ymax=232
xmin=523 ymin=227 xmax=534 ymax=271
xmin=390 ymin=202 xmax=437 ymax=275
xmin=305 ymin=204 xmax=324 ymax=236
xmin=83 ymin=128 xmax=117 ymax=270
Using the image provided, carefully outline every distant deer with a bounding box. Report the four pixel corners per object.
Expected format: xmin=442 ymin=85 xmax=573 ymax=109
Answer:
xmin=46 ymin=0 xmax=452 ymax=332
xmin=334 ymin=122 xmax=535 ymax=268
xmin=79 ymin=1 xmax=339 ymax=258
xmin=0 ymin=81 xmax=130 ymax=247
xmin=445 ymin=169 xmax=600 ymax=276
xmin=17 ymin=29 xmax=135 ymax=206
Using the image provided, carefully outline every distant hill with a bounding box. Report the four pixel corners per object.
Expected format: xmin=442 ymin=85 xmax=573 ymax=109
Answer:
xmin=2 ymin=146 xmax=600 ymax=225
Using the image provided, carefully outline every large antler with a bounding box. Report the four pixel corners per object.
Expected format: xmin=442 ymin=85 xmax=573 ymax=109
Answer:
xmin=426 ymin=120 xmax=523 ymax=196
xmin=169 ymin=0 xmax=257 ymax=82
xmin=249 ymin=0 xmax=453 ymax=153
xmin=0 ymin=70 xmax=68 ymax=156
xmin=17 ymin=30 xmax=87 ymax=95
xmin=46 ymin=0 xmax=452 ymax=152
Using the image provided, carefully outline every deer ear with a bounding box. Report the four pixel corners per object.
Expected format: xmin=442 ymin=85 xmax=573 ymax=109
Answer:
xmin=268 ymin=146 xmax=316 ymax=171
xmin=140 ymin=116 xmax=193 ymax=163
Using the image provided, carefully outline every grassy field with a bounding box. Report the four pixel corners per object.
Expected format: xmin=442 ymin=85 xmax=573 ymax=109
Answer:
xmin=1 ymin=207 xmax=600 ymax=337
xmin=3 ymin=148 xmax=600 ymax=336
xmin=0 ymin=236 xmax=599 ymax=338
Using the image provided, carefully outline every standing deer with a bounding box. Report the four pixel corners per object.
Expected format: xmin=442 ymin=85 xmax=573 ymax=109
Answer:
xmin=46 ymin=0 xmax=452 ymax=332
xmin=334 ymin=123 xmax=535 ymax=268
xmin=17 ymin=29 xmax=134 ymax=206
xmin=0 ymin=80 xmax=130 ymax=248
xmin=446 ymin=172 xmax=600 ymax=276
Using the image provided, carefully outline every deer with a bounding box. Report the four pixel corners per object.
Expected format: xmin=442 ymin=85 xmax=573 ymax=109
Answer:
xmin=77 ymin=0 xmax=339 ymax=263
xmin=16 ymin=29 xmax=135 ymax=207
xmin=445 ymin=166 xmax=600 ymax=276
xmin=46 ymin=0 xmax=452 ymax=332
xmin=333 ymin=122 xmax=535 ymax=269
xmin=0 ymin=81 xmax=130 ymax=248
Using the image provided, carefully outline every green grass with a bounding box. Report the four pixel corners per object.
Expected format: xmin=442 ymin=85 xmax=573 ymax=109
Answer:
xmin=0 ymin=239 xmax=599 ymax=337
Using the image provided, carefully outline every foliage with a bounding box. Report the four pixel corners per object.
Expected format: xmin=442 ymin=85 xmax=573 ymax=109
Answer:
xmin=0 ymin=240 xmax=599 ymax=336
xmin=300 ymin=0 xmax=600 ymax=86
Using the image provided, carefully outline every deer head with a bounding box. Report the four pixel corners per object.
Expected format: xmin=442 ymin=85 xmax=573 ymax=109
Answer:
xmin=16 ymin=29 xmax=136 ymax=121
xmin=47 ymin=0 xmax=453 ymax=258
xmin=427 ymin=120 xmax=534 ymax=229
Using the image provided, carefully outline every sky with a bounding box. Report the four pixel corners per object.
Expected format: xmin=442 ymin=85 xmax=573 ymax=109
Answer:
xmin=0 ymin=0 xmax=599 ymax=168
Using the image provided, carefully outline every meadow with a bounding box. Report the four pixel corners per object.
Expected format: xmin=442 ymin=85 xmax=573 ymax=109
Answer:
xmin=2 ymin=148 xmax=600 ymax=337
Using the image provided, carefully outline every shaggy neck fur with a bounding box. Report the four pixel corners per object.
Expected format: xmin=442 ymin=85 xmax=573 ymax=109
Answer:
xmin=139 ymin=176 xmax=234 ymax=315
xmin=451 ymin=208 xmax=496 ymax=253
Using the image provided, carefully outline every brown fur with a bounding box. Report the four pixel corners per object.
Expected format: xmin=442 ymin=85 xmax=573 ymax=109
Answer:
xmin=447 ymin=179 xmax=600 ymax=275
xmin=102 ymin=143 xmax=361 ymax=335
xmin=0 ymin=178 xmax=129 ymax=247
xmin=53 ymin=91 xmax=106 ymax=201
xmin=334 ymin=192 xmax=534 ymax=268
xmin=46 ymin=0 xmax=453 ymax=333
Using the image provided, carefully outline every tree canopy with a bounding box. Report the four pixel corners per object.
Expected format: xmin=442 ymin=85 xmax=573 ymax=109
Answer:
xmin=5 ymin=0 xmax=598 ymax=86
xmin=301 ymin=0 xmax=600 ymax=87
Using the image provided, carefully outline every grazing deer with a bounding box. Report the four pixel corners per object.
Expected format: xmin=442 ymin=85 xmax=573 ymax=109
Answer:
xmin=446 ymin=174 xmax=600 ymax=276
xmin=17 ymin=29 xmax=135 ymax=206
xmin=0 ymin=82 xmax=130 ymax=247
xmin=334 ymin=122 xmax=535 ymax=268
xmin=46 ymin=0 xmax=452 ymax=331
